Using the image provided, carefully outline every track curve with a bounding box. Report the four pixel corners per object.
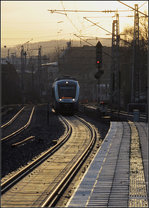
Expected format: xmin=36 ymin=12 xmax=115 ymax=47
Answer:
xmin=1 ymin=115 xmax=96 ymax=207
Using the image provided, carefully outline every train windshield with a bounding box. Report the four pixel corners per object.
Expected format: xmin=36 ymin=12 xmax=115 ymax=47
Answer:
xmin=58 ymin=82 xmax=76 ymax=99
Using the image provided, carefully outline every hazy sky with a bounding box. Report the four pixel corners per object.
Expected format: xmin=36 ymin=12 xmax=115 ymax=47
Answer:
xmin=1 ymin=1 xmax=148 ymax=47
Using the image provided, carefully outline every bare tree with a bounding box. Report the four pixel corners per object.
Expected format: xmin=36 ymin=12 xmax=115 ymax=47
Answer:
xmin=122 ymin=13 xmax=148 ymax=50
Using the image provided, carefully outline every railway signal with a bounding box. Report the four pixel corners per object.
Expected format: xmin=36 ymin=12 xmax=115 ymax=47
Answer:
xmin=94 ymin=69 xmax=104 ymax=79
xmin=96 ymin=41 xmax=102 ymax=69
xmin=95 ymin=41 xmax=104 ymax=79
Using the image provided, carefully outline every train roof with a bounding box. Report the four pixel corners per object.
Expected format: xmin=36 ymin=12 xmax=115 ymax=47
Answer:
xmin=54 ymin=76 xmax=77 ymax=82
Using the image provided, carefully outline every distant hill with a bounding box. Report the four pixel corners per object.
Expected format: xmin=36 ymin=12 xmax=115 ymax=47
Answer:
xmin=1 ymin=38 xmax=111 ymax=60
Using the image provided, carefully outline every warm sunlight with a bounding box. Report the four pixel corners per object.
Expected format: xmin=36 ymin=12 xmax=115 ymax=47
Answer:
xmin=1 ymin=1 xmax=148 ymax=47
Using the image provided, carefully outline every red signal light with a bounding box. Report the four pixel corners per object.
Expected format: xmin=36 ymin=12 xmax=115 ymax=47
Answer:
xmin=97 ymin=60 xmax=100 ymax=64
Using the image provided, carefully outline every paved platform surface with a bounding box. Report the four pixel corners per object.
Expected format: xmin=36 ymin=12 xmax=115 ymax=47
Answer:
xmin=67 ymin=121 xmax=148 ymax=207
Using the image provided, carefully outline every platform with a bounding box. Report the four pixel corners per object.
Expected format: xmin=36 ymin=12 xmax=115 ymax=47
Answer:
xmin=67 ymin=121 xmax=148 ymax=207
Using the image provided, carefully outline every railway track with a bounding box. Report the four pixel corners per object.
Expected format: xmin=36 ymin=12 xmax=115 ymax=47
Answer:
xmin=1 ymin=115 xmax=96 ymax=207
xmin=1 ymin=115 xmax=71 ymax=193
xmin=1 ymin=106 xmax=25 ymax=128
xmin=66 ymin=121 xmax=148 ymax=207
xmin=1 ymin=106 xmax=35 ymax=142
xmin=1 ymin=105 xmax=22 ymax=119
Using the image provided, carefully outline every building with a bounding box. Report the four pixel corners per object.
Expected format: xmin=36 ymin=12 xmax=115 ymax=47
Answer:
xmin=41 ymin=62 xmax=59 ymax=100
xmin=58 ymin=44 xmax=111 ymax=103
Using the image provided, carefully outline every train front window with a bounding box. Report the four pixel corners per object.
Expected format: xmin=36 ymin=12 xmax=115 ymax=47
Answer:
xmin=58 ymin=83 xmax=76 ymax=99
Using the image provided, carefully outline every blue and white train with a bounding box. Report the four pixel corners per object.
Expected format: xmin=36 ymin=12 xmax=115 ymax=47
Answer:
xmin=52 ymin=76 xmax=80 ymax=114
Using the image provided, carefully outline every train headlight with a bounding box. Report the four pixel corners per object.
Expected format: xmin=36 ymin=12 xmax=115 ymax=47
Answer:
xmin=59 ymin=99 xmax=62 ymax=101
xmin=72 ymin=98 xmax=75 ymax=101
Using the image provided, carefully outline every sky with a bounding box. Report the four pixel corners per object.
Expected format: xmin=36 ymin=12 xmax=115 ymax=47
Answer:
xmin=1 ymin=1 xmax=148 ymax=48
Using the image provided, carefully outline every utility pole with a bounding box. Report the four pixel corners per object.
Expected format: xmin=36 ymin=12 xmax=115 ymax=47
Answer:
xmin=38 ymin=46 xmax=42 ymax=97
xmin=111 ymin=13 xmax=120 ymax=110
xmin=7 ymin=49 xmax=10 ymax=62
xmin=131 ymin=4 xmax=140 ymax=103
xmin=21 ymin=45 xmax=25 ymax=104
xmin=24 ymin=51 xmax=27 ymax=72
xmin=118 ymin=1 xmax=148 ymax=17
xmin=31 ymin=63 xmax=34 ymax=93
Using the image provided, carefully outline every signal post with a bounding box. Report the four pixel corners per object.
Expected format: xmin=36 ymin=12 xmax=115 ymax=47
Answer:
xmin=95 ymin=41 xmax=104 ymax=104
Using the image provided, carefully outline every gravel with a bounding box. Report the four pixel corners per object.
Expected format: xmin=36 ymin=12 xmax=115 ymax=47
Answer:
xmin=2 ymin=104 xmax=65 ymax=177
xmin=2 ymin=104 xmax=110 ymax=179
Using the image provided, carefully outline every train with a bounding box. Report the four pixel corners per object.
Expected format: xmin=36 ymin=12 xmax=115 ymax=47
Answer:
xmin=51 ymin=76 xmax=80 ymax=114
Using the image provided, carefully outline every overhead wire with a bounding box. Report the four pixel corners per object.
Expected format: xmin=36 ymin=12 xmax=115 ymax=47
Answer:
xmin=48 ymin=9 xmax=133 ymax=13
xmin=48 ymin=5 xmax=135 ymax=47
xmin=74 ymin=34 xmax=112 ymax=58
xmin=84 ymin=17 xmax=112 ymax=34
xmin=117 ymin=1 xmax=148 ymax=17
xmin=84 ymin=16 xmax=131 ymax=46
xmin=138 ymin=2 xmax=147 ymax=9
xmin=58 ymin=3 xmax=113 ymax=57
xmin=60 ymin=1 xmax=82 ymax=36
xmin=60 ymin=1 xmax=96 ymax=46
xmin=73 ymin=1 xmax=85 ymax=31
xmin=73 ymin=1 xmax=86 ymax=45
xmin=49 ymin=3 xmax=134 ymax=55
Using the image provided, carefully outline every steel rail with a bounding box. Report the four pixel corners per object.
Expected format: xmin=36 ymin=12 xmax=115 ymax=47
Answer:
xmin=1 ymin=115 xmax=72 ymax=194
xmin=1 ymin=106 xmax=35 ymax=142
xmin=1 ymin=106 xmax=25 ymax=128
xmin=11 ymin=135 xmax=35 ymax=147
xmin=41 ymin=115 xmax=97 ymax=207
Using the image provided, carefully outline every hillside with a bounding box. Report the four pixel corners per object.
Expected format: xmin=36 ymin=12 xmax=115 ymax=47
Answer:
xmin=1 ymin=38 xmax=111 ymax=60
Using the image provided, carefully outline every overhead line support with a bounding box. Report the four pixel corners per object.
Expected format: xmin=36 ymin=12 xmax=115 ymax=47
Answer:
xmin=118 ymin=1 xmax=148 ymax=17
xmin=111 ymin=13 xmax=120 ymax=110
xmin=83 ymin=17 xmax=112 ymax=35
xmin=48 ymin=9 xmax=132 ymax=13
